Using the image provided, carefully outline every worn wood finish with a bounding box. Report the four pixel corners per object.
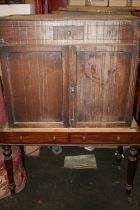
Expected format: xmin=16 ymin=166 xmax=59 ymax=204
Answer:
xmin=0 ymin=15 xmax=139 ymax=45
xmin=69 ymin=45 xmax=139 ymax=127
xmin=0 ymin=46 xmax=69 ymax=128
xmin=0 ymin=14 xmax=140 ymax=131
xmin=0 ymin=14 xmax=140 ymax=196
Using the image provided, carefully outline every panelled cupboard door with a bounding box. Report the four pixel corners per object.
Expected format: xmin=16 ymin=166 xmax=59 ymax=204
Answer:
xmin=1 ymin=46 xmax=69 ymax=128
xmin=69 ymin=45 xmax=138 ymax=128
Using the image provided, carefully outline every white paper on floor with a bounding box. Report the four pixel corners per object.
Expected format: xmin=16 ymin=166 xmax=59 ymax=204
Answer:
xmin=64 ymin=154 xmax=97 ymax=169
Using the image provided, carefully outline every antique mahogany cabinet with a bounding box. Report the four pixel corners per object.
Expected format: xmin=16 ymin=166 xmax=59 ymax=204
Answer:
xmin=0 ymin=14 xmax=140 ymax=195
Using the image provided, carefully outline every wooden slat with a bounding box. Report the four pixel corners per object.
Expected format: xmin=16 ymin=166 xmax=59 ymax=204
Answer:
xmin=0 ymin=127 xmax=139 ymax=133
xmin=65 ymin=6 xmax=140 ymax=11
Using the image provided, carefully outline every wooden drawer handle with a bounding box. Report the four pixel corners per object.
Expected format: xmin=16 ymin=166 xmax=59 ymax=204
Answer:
xmin=52 ymin=136 xmax=56 ymax=143
xmin=117 ymin=136 xmax=121 ymax=142
xmin=19 ymin=136 xmax=23 ymax=141
xmin=82 ymin=136 xmax=86 ymax=142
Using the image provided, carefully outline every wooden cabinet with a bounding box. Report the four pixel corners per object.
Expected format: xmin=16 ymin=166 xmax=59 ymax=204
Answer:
xmin=0 ymin=14 xmax=139 ymax=129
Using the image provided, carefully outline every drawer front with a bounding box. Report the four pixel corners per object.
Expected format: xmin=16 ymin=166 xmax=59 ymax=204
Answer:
xmin=0 ymin=132 xmax=69 ymax=144
xmin=87 ymin=24 xmax=135 ymax=42
xmin=0 ymin=132 xmax=140 ymax=145
xmin=53 ymin=26 xmax=84 ymax=40
xmin=22 ymin=133 xmax=69 ymax=144
xmin=70 ymin=133 xmax=133 ymax=144
xmin=0 ymin=26 xmax=51 ymax=45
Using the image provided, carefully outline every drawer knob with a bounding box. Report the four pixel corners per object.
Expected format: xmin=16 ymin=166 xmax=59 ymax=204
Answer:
xmin=19 ymin=136 xmax=23 ymax=140
xmin=117 ymin=136 xmax=121 ymax=141
xmin=52 ymin=136 xmax=56 ymax=142
xmin=82 ymin=136 xmax=86 ymax=141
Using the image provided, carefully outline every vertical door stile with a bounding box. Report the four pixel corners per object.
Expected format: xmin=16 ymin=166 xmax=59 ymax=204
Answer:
xmin=69 ymin=46 xmax=77 ymax=128
xmin=125 ymin=46 xmax=139 ymax=125
xmin=62 ymin=46 xmax=69 ymax=127
xmin=0 ymin=53 xmax=14 ymax=127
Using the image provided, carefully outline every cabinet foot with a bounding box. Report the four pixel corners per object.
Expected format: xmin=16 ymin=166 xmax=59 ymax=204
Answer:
xmin=126 ymin=147 xmax=139 ymax=195
xmin=2 ymin=146 xmax=16 ymax=195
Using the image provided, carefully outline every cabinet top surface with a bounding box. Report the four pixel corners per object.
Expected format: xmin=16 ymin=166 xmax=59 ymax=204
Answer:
xmin=0 ymin=14 xmax=140 ymax=22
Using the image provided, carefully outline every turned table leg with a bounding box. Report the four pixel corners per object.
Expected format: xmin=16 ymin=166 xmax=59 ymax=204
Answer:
xmin=126 ymin=147 xmax=139 ymax=195
xmin=2 ymin=145 xmax=16 ymax=195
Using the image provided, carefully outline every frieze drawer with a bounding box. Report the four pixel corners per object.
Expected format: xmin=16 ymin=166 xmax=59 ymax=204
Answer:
xmin=87 ymin=24 xmax=135 ymax=42
xmin=69 ymin=133 xmax=133 ymax=144
xmin=53 ymin=26 xmax=84 ymax=40
xmin=0 ymin=26 xmax=51 ymax=45
xmin=0 ymin=132 xmax=69 ymax=144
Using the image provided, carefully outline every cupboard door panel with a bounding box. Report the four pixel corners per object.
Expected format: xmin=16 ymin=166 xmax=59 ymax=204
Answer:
xmin=69 ymin=45 xmax=138 ymax=128
xmin=1 ymin=47 xmax=69 ymax=128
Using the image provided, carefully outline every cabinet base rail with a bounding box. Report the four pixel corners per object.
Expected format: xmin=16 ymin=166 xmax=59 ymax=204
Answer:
xmin=0 ymin=128 xmax=140 ymax=145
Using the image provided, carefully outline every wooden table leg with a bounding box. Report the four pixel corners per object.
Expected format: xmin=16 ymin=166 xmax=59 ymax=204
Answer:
xmin=2 ymin=145 xmax=16 ymax=195
xmin=126 ymin=146 xmax=139 ymax=195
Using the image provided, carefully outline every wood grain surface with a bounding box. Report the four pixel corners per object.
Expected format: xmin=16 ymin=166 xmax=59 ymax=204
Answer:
xmin=0 ymin=14 xmax=139 ymax=135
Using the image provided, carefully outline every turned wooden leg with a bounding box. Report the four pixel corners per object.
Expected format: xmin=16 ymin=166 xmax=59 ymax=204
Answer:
xmin=2 ymin=145 xmax=16 ymax=195
xmin=115 ymin=146 xmax=124 ymax=164
xmin=126 ymin=147 xmax=139 ymax=195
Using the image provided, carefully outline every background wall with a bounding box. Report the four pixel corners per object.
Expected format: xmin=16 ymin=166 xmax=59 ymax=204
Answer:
xmin=48 ymin=0 xmax=68 ymax=12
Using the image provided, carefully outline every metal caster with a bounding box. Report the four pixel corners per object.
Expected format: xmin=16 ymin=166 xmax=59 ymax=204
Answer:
xmin=51 ymin=146 xmax=62 ymax=155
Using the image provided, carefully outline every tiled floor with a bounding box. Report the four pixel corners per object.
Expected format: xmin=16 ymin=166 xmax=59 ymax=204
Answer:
xmin=0 ymin=147 xmax=140 ymax=210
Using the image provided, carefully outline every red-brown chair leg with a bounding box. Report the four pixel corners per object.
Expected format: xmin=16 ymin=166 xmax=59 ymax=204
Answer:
xmin=2 ymin=145 xmax=16 ymax=195
xmin=126 ymin=147 xmax=139 ymax=195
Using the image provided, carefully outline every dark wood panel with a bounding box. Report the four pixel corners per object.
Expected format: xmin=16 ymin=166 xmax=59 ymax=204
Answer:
xmin=69 ymin=45 xmax=139 ymax=128
xmin=0 ymin=47 xmax=69 ymax=128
